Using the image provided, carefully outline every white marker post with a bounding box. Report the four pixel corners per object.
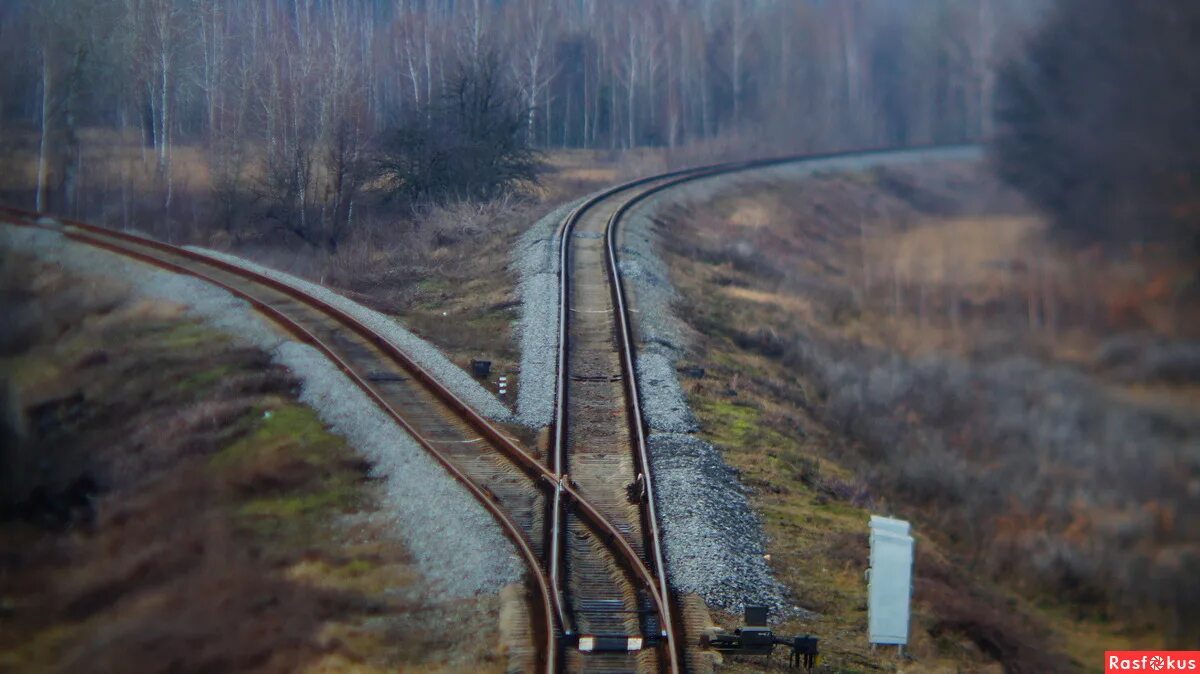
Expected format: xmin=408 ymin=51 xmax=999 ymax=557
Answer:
xmin=867 ymin=515 xmax=914 ymax=654
xmin=498 ymin=376 xmax=507 ymax=398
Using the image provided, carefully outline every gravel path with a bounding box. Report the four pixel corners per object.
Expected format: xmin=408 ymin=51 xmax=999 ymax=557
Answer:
xmin=185 ymin=246 xmax=514 ymax=424
xmin=3 ymin=224 xmax=523 ymax=598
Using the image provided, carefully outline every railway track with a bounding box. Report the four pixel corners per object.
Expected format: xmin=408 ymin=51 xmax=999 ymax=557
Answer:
xmin=5 ymin=145 xmax=972 ymax=673
xmin=0 ymin=206 xmax=670 ymax=674
xmin=551 ymin=163 xmax=818 ymax=674
xmin=551 ymin=169 xmax=741 ymax=673
xmin=554 ymin=174 xmax=685 ymax=673
xmin=550 ymin=145 xmax=977 ymax=673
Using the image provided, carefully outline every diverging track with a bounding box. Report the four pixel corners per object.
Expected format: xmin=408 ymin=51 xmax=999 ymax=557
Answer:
xmin=1 ymin=207 xmax=672 ymax=674
xmin=4 ymin=144 xmax=976 ymax=674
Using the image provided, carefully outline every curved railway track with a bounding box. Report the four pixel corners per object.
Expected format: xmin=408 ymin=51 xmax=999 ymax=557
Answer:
xmin=4 ymin=144 xmax=972 ymax=673
xmin=0 ymin=206 xmax=673 ymax=674
xmin=550 ymin=144 xmax=974 ymax=673
xmin=552 ymin=169 xmax=743 ymax=673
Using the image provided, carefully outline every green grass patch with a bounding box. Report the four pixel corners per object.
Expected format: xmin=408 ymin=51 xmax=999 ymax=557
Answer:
xmin=212 ymin=402 xmax=367 ymax=549
xmin=239 ymin=486 xmax=359 ymax=518
xmin=692 ymin=396 xmax=791 ymax=451
xmin=211 ymin=404 xmax=339 ymax=469
xmin=0 ymin=354 xmax=61 ymax=390
xmin=414 ymin=276 xmax=452 ymax=299
xmin=140 ymin=320 xmax=230 ymax=350
xmin=174 ymin=363 xmax=236 ymax=393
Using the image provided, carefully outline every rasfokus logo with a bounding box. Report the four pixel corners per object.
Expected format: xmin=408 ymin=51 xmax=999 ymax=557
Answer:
xmin=1106 ymin=652 xmax=1200 ymax=672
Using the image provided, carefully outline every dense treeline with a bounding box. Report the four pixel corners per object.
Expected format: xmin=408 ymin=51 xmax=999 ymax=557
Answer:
xmin=0 ymin=0 xmax=1041 ymax=245
xmin=992 ymin=0 xmax=1200 ymax=257
xmin=2 ymin=0 xmax=1034 ymax=151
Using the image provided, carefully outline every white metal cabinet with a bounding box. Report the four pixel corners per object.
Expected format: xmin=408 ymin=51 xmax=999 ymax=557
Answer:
xmin=868 ymin=515 xmax=914 ymax=647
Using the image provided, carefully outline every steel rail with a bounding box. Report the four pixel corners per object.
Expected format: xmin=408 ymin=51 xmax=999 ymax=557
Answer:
xmin=551 ymin=164 xmax=773 ymax=672
xmin=554 ymin=177 xmax=694 ymax=674
xmin=2 ymin=213 xmax=561 ymax=672
xmin=553 ymin=143 xmax=976 ymax=673
xmin=6 ymin=143 xmax=974 ymax=673
xmin=603 ymin=195 xmax=677 ymax=670
xmin=552 ymin=167 xmax=804 ymax=672
xmin=3 ymin=204 xmax=690 ymax=672
xmin=4 ymin=206 xmax=681 ymax=653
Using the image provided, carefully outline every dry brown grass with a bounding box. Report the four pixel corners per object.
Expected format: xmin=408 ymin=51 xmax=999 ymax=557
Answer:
xmin=674 ymin=160 xmax=1200 ymax=361
xmin=655 ymin=159 xmax=1199 ymax=670
xmin=670 ymin=251 xmax=1078 ymax=674
xmin=1 ymin=129 xmax=215 ymax=198
xmin=860 ymin=213 xmax=1200 ymax=359
xmin=0 ymin=129 xmax=802 ymax=413
xmin=3 ymin=129 xmax=572 ymax=411
xmin=719 ymin=286 xmax=818 ymax=322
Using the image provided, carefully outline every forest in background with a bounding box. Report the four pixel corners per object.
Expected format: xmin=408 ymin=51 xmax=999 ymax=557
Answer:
xmin=0 ymin=0 xmax=1044 ymax=249
xmin=991 ymin=0 xmax=1200 ymax=257
xmin=2 ymin=0 xmax=1199 ymax=664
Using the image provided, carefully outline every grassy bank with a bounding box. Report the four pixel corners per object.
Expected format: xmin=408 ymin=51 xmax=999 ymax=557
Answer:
xmin=0 ymin=252 xmax=506 ymax=672
xmin=654 ymin=159 xmax=1196 ymax=671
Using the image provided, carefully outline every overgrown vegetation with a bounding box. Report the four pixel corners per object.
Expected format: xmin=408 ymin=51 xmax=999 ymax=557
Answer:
xmin=674 ymin=262 xmax=1074 ymax=674
xmin=0 ymin=0 xmax=1051 ymax=254
xmin=656 ymin=159 xmax=1199 ymax=669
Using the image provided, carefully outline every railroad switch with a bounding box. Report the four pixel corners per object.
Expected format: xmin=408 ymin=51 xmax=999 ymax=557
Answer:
xmin=701 ymin=606 xmax=820 ymax=670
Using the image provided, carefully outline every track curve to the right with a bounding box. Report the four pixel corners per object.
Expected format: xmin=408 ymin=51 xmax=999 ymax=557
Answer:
xmin=549 ymin=144 xmax=976 ymax=673
xmin=3 ymin=144 xmax=976 ymax=674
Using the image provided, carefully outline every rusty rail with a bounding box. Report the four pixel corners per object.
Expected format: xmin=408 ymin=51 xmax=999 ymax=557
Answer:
xmin=4 ymin=143 xmax=974 ymax=673
xmin=2 ymin=210 xmax=563 ymax=671
xmin=2 ymin=202 xmax=710 ymax=673
xmin=552 ymin=143 xmax=976 ymax=672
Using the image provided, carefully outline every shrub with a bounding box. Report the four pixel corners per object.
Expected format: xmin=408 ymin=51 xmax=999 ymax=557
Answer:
xmin=375 ymin=49 xmax=542 ymax=204
xmin=786 ymin=332 xmax=1200 ymax=641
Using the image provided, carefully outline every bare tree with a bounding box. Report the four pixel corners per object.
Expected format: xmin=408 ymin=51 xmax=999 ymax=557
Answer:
xmin=33 ymin=0 xmax=91 ymax=212
xmin=0 ymin=0 xmax=1042 ymax=240
xmin=508 ymin=0 xmax=557 ymax=144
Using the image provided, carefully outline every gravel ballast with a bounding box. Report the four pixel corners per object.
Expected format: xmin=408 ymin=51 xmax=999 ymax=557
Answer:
xmin=613 ymin=148 xmax=983 ymax=616
xmin=510 ymin=197 xmax=586 ymax=427
xmin=650 ymin=433 xmax=791 ymax=614
xmin=618 ymin=201 xmax=791 ymax=615
xmin=184 ymin=246 xmax=514 ymax=423
xmin=3 ymin=225 xmax=523 ymax=598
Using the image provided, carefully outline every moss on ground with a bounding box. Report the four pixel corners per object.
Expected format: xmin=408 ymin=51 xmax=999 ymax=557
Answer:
xmin=676 ymin=261 xmax=885 ymax=670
